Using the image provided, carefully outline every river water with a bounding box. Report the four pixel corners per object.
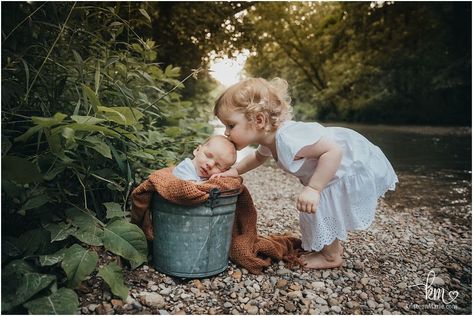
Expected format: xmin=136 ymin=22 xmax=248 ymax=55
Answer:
xmin=213 ymin=121 xmax=472 ymax=225
xmin=331 ymin=123 xmax=472 ymax=226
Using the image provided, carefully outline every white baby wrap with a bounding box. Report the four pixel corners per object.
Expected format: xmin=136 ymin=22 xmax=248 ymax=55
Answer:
xmin=258 ymin=121 xmax=398 ymax=251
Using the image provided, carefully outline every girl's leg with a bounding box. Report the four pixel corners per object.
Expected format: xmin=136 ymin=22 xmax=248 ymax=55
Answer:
xmin=301 ymin=239 xmax=344 ymax=269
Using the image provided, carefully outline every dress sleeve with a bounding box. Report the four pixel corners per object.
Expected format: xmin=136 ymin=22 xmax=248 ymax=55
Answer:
xmin=278 ymin=122 xmax=326 ymax=173
xmin=256 ymin=145 xmax=272 ymax=157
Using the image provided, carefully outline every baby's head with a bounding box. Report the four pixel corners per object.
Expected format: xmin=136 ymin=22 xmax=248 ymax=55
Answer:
xmin=213 ymin=77 xmax=293 ymax=132
xmin=192 ymin=135 xmax=237 ymax=178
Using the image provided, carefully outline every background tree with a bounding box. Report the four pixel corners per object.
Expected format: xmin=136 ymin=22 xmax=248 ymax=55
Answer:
xmin=240 ymin=2 xmax=471 ymax=125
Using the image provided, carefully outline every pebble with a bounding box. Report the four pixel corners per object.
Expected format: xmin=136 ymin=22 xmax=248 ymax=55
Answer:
xmin=244 ymin=304 xmax=258 ymax=314
xmin=311 ymin=281 xmax=325 ymax=290
xmin=141 ymin=292 xmax=165 ymax=308
xmin=277 ymin=269 xmax=292 ymax=275
xmin=110 ymin=299 xmax=123 ymax=307
xmin=284 ymin=302 xmax=296 ymax=312
xmin=232 ymin=270 xmax=242 ymax=281
xmin=397 ymin=282 xmax=407 ymax=289
xmin=276 ymin=279 xmax=288 ymax=288
xmin=331 ymin=305 xmax=342 ymax=313
xmin=287 ymin=290 xmax=303 ymax=299
xmin=87 ymin=304 xmax=98 ymax=312
xmin=367 ymin=300 xmax=377 ymax=309
xmin=432 ymin=276 xmax=445 ymax=286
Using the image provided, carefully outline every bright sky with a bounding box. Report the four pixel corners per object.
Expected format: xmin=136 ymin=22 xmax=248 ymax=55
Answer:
xmin=209 ymin=49 xmax=250 ymax=87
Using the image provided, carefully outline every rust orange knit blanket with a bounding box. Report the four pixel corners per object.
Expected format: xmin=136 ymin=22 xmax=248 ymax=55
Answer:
xmin=131 ymin=167 xmax=303 ymax=274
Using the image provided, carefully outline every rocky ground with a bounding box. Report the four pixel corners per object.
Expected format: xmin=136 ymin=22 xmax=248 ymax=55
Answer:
xmin=78 ymin=164 xmax=472 ymax=315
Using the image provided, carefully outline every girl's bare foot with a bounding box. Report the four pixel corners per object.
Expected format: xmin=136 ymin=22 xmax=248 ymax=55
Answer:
xmin=301 ymin=239 xmax=344 ymax=269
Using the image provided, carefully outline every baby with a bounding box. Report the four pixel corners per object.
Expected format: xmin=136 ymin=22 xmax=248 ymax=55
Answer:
xmin=172 ymin=135 xmax=237 ymax=181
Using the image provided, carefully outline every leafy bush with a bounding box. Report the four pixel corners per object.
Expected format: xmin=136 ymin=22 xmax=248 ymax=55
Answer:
xmin=2 ymin=3 xmax=210 ymax=313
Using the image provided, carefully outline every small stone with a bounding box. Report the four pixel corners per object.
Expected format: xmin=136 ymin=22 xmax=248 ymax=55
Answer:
xmin=276 ymin=279 xmax=288 ymax=288
xmin=111 ymin=299 xmax=123 ymax=307
xmin=315 ymin=297 xmax=327 ymax=305
xmin=208 ymin=308 xmax=217 ymax=315
xmin=159 ymin=310 xmax=170 ymax=315
xmin=289 ymin=283 xmax=302 ymax=291
xmin=244 ymin=304 xmax=258 ymax=314
xmin=238 ymin=296 xmax=250 ymax=304
xmin=141 ymin=292 xmax=165 ymax=308
xmin=367 ymin=300 xmax=377 ymax=309
xmin=328 ymin=298 xmax=339 ymax=306
xmin=320 ymin=306 xmax=330 ymax=313
xmin=87 ymin=304 xmax=98 ymax=312
xmin=354 ymin=260 xmax=364 ymax=271
xmin=432 ymin=277 xmax=445 ymax=286
xmin=96 ymin=303 xmax=113 ymax=315
xmin=374 ymin=287 xmax=382 ymax=294
xmin=331 ymin=306 xmax=342 ymax=313
xmin=81 ymin=307 xmax=89 ymax=314
xmin=180 ymin=293 xmax=191 ymax=300
xmin=312 ymin=281 xmax=325 ymax=290
xmin=224 ymin=302 xmax=233 ymax=308
xmin=359 ymin=292 xmax=368 ymax=300
xmin=103 ymin=291 xmax=112 ymax=301
xmin=277 ymin=269 xmax=292 ymax=275
xmin=342 ymin=286 xmax=351 ymax=294
xmin=193 ymin=279 xmax=204 ymax=290
xmin=397 ymin=282 xmax=407 ymax=289
xmin=160 ymin=288 xmax=172 ymax=296
xmin=360 ymin=278 xmax=369 ymax=285
xmin=287 ymin=291 xmax=303 ymax=300
xmin=232 ymin=271 xmax=242 ymax=281
xmin=284 ymin=302 xmax=297 ymax=312
xmin=150 ymin=285 xmax=159 ymax=292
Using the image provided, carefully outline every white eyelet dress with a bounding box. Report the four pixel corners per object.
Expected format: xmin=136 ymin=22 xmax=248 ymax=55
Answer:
xmin=257 ymin=121 xmax=398 ymax=251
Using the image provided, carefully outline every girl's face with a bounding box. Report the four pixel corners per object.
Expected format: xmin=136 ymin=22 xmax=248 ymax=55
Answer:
xmin=217 ymin=108 xmax=260 ymax=150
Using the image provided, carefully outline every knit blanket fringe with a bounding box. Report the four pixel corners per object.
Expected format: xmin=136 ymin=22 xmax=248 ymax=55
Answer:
xmin=131 ymin=167 xmax=303 ymax=274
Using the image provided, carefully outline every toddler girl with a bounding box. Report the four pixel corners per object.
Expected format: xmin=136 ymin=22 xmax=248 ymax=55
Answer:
xmin=210 ymin=78 xmax=398 ymax=269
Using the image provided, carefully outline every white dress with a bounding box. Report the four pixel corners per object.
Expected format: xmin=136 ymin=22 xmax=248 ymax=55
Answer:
xmin=257 ymin=121 xmax=398 ymax=251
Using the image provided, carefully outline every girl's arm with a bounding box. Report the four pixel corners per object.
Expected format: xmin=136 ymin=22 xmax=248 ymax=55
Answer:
xmin=298 ymin=137 xmax=343 ymax=191
xmin=295 ymin=137 xmax=342 ymax=213
xmin=235 ymin=150 xmax=268 ymax=175
xmin=210 ymin=150 xmax=268 ymax=179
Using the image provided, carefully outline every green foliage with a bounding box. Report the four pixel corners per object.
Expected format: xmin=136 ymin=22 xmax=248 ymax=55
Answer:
xmin=103 ymin=219 xmax=149 ymax=270
xmin=240 ymin=2 xmax=471 ymax=125
xmin=23 ymin=288 xmax=79 ymax=315
xmin=98 ymin=262 xmax=129 ymax=301
xmin=1 ymin=2 xmax=212 ymax=314
xmin=62 ymin=244 xmax=99 ymax=288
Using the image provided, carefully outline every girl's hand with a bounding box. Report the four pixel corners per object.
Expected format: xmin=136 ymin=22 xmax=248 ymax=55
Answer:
xmin=296 ymin=186 xmax=321 ymax=213
xmin=209 ymin=167 xmax=239 ymax=179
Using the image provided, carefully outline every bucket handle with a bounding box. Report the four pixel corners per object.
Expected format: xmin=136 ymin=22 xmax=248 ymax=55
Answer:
xmin=207 ymin=187 xmax=242 ymax=208
xmin=208 ymin=187 xmax=241 ymax=200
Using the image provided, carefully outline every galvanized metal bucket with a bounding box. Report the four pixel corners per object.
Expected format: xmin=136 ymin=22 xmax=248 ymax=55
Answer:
xmin=151 ymin=188 xmax=240 ymax=278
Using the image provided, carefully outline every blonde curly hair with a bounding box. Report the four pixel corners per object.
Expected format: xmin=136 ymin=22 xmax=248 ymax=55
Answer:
xmin=214 ymin=77 xmax=293 ymax=132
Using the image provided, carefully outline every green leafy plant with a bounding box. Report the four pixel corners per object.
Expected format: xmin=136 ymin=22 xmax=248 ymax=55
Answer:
xmin=2 ymin=3 xmax=211 ymax=314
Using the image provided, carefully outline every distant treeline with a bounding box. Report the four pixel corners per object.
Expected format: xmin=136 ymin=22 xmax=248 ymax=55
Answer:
xmin=239 ymin=2 xmax=472 ymax=126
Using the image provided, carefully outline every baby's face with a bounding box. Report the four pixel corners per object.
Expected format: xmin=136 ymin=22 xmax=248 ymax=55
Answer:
xmin=192 ymin=138 xmax=236 ymax=178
